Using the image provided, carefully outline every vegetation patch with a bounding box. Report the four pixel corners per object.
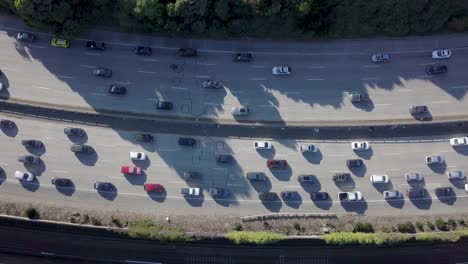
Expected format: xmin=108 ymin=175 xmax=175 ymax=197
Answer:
xmin=127 ymin=221 xmax=188 ymax=242
xmin=226 ymin=231 xmax=286 ymax=245
xmin=352 ymin=222 xmax=374 ymax=233
xmin=322 ymin=232 xmax=376 ymax=245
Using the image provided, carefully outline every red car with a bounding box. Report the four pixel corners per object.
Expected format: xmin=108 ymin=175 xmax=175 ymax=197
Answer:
xmin=121 ymin=166 xmax=142 ymax=175
xmin=144 ymin=183 xmax=164 ymax=192
xmin=267 ymin=159 xmax=288 ymax=169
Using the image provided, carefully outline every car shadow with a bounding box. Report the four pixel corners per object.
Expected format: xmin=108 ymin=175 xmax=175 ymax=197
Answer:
xmin=19 ymin=178 xmax=39 ymax=192
xmin=453 ymin=147 xmax=468 ymax=156
xmin=257 ymin=146 xmax=276 ymax=159
xmin=249 ymin=176 xmax=272 ymax=193
xmin=412 ymin=111 xmax=433 ymax=122
xmin=349 ymin=162 xmax=366 ymax=177
xmin=124 ymin=171 xmax=147 ymax=186
xmin=335 ymin=177 xmax=356 ymax=191
xmin=386 ymin=196 xmax=405 ymax=209
xmin=270 ymin=167 xmax=292 ymax=181
xmin=436 ymin=190 xmax=457 ymax=205
xmin=67 ymin=133 xmax=88 ymax=144
xmin=260 ymin=197 xmax=282 ymax=212
xmin=427 ymin=161 xmax=447 ymax=174
xmin=408 ymin=178 xmax=426 ymax=188
xmin=1 ymin=123 xmax=18 ymax=137
xmin=0 ymin=75 xmax=10 ymax=100
xmin=212 ymin=193 xmax=238 ymax=207
xmin=132 ymin=156 xmax=151 ymax=170
xmin=24 ymin=160 xmax=46 ymax=176
xmin=25 ymin=144 xmax=46 ymax=156
xmin=148 ymin=188 xmax=167 ymax=203
xmin=408 ymin=192 xmax=432 ymax=210
xmin=353 ymin=147 xmax=373 ymax=160
xmin=298 ymin=174 xmax=320 ymax=193
xmin=449 ymin=179 xmax=466 ymax=189
xmin=56 ymin=181 xmax=75 ymax=196
xmin=351 ymin=98 xmax=375 ymax=112
xmin=311 ymin=194 xmax=333 ymax=210
xmin=183 ymin=193 xmax=205 ymax=207
xmin=302 ymin=149 xmax=322 ymax=164
xmin=0 ymin=170 xmax=5 ymax=185
xmin=282 ymin=192 xmax=302 ymax=209
xmin=373 ymin=180 xmax=393 ymax=193
xmin=74 ymin=151 xmax=98 ymax=166
xmin=97 ymin=185 xmax=117 ymax=201
xmin=340 ymin=198 xmax=368 ymax=214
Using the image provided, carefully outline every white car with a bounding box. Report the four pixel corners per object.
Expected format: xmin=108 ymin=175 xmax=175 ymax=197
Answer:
xmin=254 ymin=141 xmax=272 ymax=150
xmin=231 ymin=106 xmax=249 ymax=116
xmin=465 ymin=184 xmax=468 ymax=192
xmin=14 ymin=171 xmax=34 ymax=182
xmin=450 ymin=137 xmax=468 ymax=147
xmin=432 ymin=49 xmax=451 ymax=59
xmin=129 ymin=151 xmax=146 ymax=160
xmin=272 ymin=66 xmax=291 ymax=75
xmin=383 ymin=190 xmax=402 ymax=199
xmin=300 ymin=144 xmax=318 ymax=152
xmin=370 ymin=174 xmax=389 ymax=184
xmin=405 ymin=172 xmax=423 ymax=182
xmin=447 ymin=171 xmax=464 ymax=180
xmin=351 ymin=141 xmax=370 ymax=150
xmin=426 ymin=155 xmax=443 ymax=164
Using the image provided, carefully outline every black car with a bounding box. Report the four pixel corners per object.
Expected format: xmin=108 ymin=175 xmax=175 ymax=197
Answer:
xmin=346 ymin=159 xmax=363 ymax=167
xmin=86 ymin=40 xmax=105 ymax=51
xmin=17 ymin=32 xmax=36 ymax=42
xmin=232 ymin=53 xmax=253 ymax=62
xmin=409 ymin=105 xmax=428 ymax=115
xmin=70 ymin=144 xmax=94 ymax=154
xmin=0 ymin=119 xmax=15 ymax=128
xmin=64 ymin=127 xmax=85 ymax=137
xmin=94 ymin=182 xmax=114 ymax=191
xmin=216 ymin=154 xmax=233 ymax=163
xmin=135 ymin=133 xmax=154 ymax=143
xmin=51 ymin=177 xmax=72 ymax=187
xmin=246 ymin=172 xmax=266 ymax=181
xmin=281 ymin=191 xmax=299 ymax=200
xmin=435 ymin=187 xmax=454 ymax=197
xmin=298 ymin=175 xmax=314 ymax=183
xmin=21 ymin=139 xmax=42 ymax=148
xmin=259 ymin=192 xmax=277 ymax=201
xmin=426 ymin=65 xmax=447 ymax=75
xmin=155 ymin=100 xmax=173 ymax=110
xmin=109 ymin=85 xmax=126 ymax=95
xmin=311 ymin=192 xmax=329 ymax=201
xmin=93 ymin=67 xmax=112 ymax=78
xmin=182 ymin=172 xmax=200 ymax=181
xmin=407 ymin=188 xmax=426 ymax=198
xmin=177 ymin=48 xmax=197 ymax=57
xmin=178 ymin=137 xmax=196 ymax=146
xmin=133 ymin=46 xmax=152 ymax=55
xmin=18 ymin=155 xmax=40 ymax=165
xmin=333 ymin=172 xmax=350 ymax=182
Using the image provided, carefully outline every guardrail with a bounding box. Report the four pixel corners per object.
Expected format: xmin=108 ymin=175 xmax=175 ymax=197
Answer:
xmin=241 ymin=213 xmax=337 ymax=222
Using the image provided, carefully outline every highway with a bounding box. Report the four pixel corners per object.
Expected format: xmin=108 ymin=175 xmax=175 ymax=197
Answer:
xmin=0 ymin=15 xmax=468 ymax=124
xmin=1 ymin=115 xmax=468 ymax=216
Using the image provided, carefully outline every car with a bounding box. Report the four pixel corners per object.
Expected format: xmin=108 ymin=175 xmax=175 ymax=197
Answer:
xmin=51 ymin=38 xmax=70 ymax=48
xmin=177 ymin=48 xmax=197 ymax=57
xmin=272 ymin=66 xmax=291 ymax=75
xmin=135 ymin=133 xmax=154 ymax=143
xmin=202 ymin=80 xmax=222 ymax=89
xmin=435 ymin=187 xmax=454 ymax=197
xmin=258 ymin=192 xmax=277 ymax=201
xmin=383 ymin=190 xmax=402 ymax=199
xmin=333 ymin=173 xmax=350 ymax=182
xmin=300 ymin=144 xmax=318 ymax=152
xmin=93 ymin=67 xmax=112 ymax=78
xmin=86 ymin=40 xmax=105 ymax=51
xmin=70 ymin=144 xmax=93 ymax=154
xmin=209 ymin=188 xmax=227 ymax=197
xmin=370 ymin=53 xmax=390 ymax=63
xmin=254 ymin=141 xmax=272 ymax=150
xmin=64 ymin=127 xmax=85 ymax=137
xmin=109 ymin=85 xmax=126 ymax=95
xmin=405 ymin=172 xmax=423 ymax=182
xmin=426 ymin=65 xmax=447 ymax=75
xmin=267 ymin=159 xmax=288 ymax=169
xmin=246 ymin=172 xmax=266 ymax=181
xmin=144 ymin=183 xmax=164 ymax=192
xmin=426 ymin=155 xmax=443 ymax=164
xmin=133 ymin=46 xmax=152 ymax=55
xmin=0 ymin=119 xmax=15 ymax=128
xmin=94 ymin=182 xmax=114 ymax=191
xmin=281 ymin=191 xmax=299 ymax=200
xmin=232 ymin=53 xmax=253 ymax=62
xmin=346 ymin=159 xmax=363 ymax=167
xmin=231 ymin=106 xmax=249 ymax=116
xmin=450 ymin=137 xmax=468 ymax=147
xmin=409 ymin=105 xmax=428 ymax=115
xmin=14 ymin=171 xmax=34 ymax=181
xmin=298 ymin=175 xmax=314 ymax=183
xmin=129 ymin=151 xmax=146 ymax=160
xmin=216 ymin=154 xmax=233 ymax=163
xmin=349 ymin=93 xmax=370 ymax=103
xmin=181 ymin=187 xmax=200 ymax=196
xmin=51 ymin=177 xmax=72 ymax=187
xmin=178 ymin=137 xmax=196 ymax=146
xmin=121 ymin=166 xmax=142 ymax=175
xmin=155 ymin=100 xmax=173 ymax=110
xmin=18 ymin=155 xmax=40 ymax=165
xmin=182 ymin=172 xmax=201 ymax=181
xmin=311 ymin=192 xmax=329 ymax=201
xmin=351 ymin=141 xmax=369 ymax=150
xmin=465 ymin=184 xmax=468 ymax=192
xmin=447 ymin=171 xmax=464 ymax=180
xmin=338 ymin=191 xmax=362 ymax=201
xmin=432 ymin=49 xmax=451 ymax=59
xmin=17 ymin=32 xmax=35 ymax=42
xmin=21 ymin=139 xmax=42 ymax=148
xmin=370 ymin=174 xmax=389 ymax=184
xmin=407 ymin=188 xmax=426 ymax=198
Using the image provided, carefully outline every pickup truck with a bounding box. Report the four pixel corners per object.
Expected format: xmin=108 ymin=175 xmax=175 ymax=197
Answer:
xmin=338 ymin=191 xmax=362 ymax=201
xmin=121 ymin=166 xmax=142 ymax=175
xmin=181 ymin=187 xmax=200 ymax=196
xmin=209 ymin=188 xmax=227 ymax=197
xmin=333 ymin=173 xmax=350 ymax=182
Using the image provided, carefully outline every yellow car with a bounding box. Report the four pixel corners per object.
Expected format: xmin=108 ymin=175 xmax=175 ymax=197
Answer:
xmin=51 ymin=38 xmax=70 ymax=48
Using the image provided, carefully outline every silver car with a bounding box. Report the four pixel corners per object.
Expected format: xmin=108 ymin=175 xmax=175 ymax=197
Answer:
xmin=231 ymin=106 xmax=249 ymax=116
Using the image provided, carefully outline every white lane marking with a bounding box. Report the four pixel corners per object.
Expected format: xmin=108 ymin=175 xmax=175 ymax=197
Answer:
xmin=230 ymin=90 xmax=244 ymax=93
xmin=57 ymin=75 xmax=73 ymax=79
xmin=1 ymin=67 xmax=16 ymax=71
xmin=89 ymin=93 xmax=107 ymax=96
xmin=157 ymin=149 xmax=176 ymax=152
xmin=171 ymin=86 xmax=188 ymax=90
xmin=258 ymin=104 xmax=275 ymax=107
xmin=286 ymin=92 xmax=300 ymax=95
xmin=450 ymin=85 xmax=468 ymax=89
xmin=151 ymin=164 xmax=168 ymax=167
xmin=137 ymin=70 xmax=156 ymax=74
xmin=250 ymin=65 xmax=265 ymax=68
xmin=79 ymin=65 xmax=95 ymax=68
xmin=143 ymin=59 xmax=158 ymax=62
xmin=307 ymin=66 xmax=326 ymax=69
xmin=375 ymin=103 xmax=393 ymax=106
xmin=31 ymin=85 xmax=49 ymax=90
xmin=416 ymin=75 xmax=433 ymax=78
xmin=284 ymin=185 xmax=301 ymax=188
xmin=198 ymin=63 xmax=216 ymax=66
xmin=43 ymin=153 xmax=57 ymax=157
xmin=384 ymin=153 xmax=400 ymax=156
xmin=398 ymin=89 xmax=413 ymax=92
xmin=248 ymin=77 xmax=266 ymax=81
xmin=114 ymin=81 xmax=131 ymax=85
xmin=204 ymin=102 xmax=220 ymax=106
xmin=362 ymin=77 xmax=380 ymax=80
xmin=419 ymin=62 xmax=435 ymax=66
xmin=108 ymin=176 xmax=123 ymax=179
xmin=84 ymin=52 xmax=101 ymax=56
xmin=51 ymin=170 xmax=68 ymax=174
xmin=363 ymin=65 xmax=380 ymax=68
xmin=440 ymin=150 xmax=453 ymax=153
xmin=387 ymin=168 xmax=402 ymax=171
xmin=305 ymin=78 xmax=325 ymax=81
xmin=447 ymin=165 xmax=457 ymax=168
xmin=431 ymin=101 xmax=450 ymax=104
xmin=327 ymin=154 xmax=346 ymax=157
xmin=227 ymin=183 xmax=244 ymax=187
xmin=28 ymin=45 xmax=45 ymax=49
xmin=168 ymin=180 xmax=185 ymax=184
xmin=0 ymin=162 xmax=8 ymax=166
xmin=195 ymin=75 xmax=210 ymax=78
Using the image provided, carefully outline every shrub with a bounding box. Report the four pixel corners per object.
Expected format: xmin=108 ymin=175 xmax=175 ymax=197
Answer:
xmin=458 ymin=219 xmax=466 ymax=227
xmin=416 ymin=232 xmax=461 ymax=242
xmin=226 ymin=231 xmax=286 ymax=245
xmin=447 ymin=219 xmax=457 ymax=230
xmin=233 ymin=223 xmax=243 ymax=231
xmin=91 ymin=217 xmax=102 ymax=226
xmin=128 ymin=221 xmax=188 ymax=242
xmin=397 ymin=222 xmax=416 ymax=233
xmin=293 ymin=223 xmax=301 ymax=232
xmin=436 ymin=219 xmax=448 ymax=231
xmin=352 ymin=222 xmax=374 ymax=233
xmin=426 ymin=221 xmax=435 ymax=231
xmin=263 ymin=222 xmax=270 ymax=230
xmin=375 ymin=232 xmax=411 ymax=245
xmin=24 ymin=207 xmax=38 ymax=219
xmin=112 ymin=218 xmax=122 ymax=228
xmin=323 ymin=232 xmax=376 ymax=245
xmin=415 ymin=221 xmax=424 ymax=232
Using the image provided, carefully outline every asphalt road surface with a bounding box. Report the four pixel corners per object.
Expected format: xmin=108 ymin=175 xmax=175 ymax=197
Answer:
xmin=1 ymin=115 xmax=468 ymax=216
xmin=0 ymin=15 xmax=468 ymax=124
